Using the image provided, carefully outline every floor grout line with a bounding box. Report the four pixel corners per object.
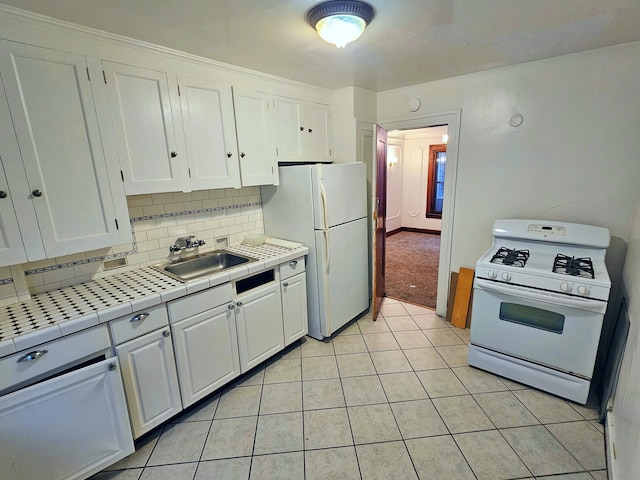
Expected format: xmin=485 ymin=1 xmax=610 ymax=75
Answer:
xmin=97 ymin=299 xmax=607 ymax=480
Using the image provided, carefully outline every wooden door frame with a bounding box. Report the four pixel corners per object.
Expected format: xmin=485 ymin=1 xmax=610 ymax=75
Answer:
xmin=378 ymin=110 xmax=461 ymax=316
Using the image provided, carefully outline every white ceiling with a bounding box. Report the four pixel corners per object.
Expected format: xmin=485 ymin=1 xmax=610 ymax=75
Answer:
xmin=3 ymin=1 xmax=640 ymax=92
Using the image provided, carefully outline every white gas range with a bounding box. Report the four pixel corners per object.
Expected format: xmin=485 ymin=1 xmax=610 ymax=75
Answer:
xmin=468 ymin=219 xmax=611 ymax=404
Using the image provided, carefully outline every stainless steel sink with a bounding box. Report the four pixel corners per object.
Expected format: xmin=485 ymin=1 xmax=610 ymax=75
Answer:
xmin=152 ymin=250 xmax=257 ymax=282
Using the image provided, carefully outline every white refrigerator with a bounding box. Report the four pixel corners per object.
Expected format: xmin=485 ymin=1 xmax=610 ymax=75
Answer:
xmin=261 ymin=162 xmax=369 ymax=339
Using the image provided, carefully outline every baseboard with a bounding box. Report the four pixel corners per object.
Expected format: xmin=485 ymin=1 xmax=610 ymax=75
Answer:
xmin=605 ymin=410 xmax=619 ymax=480
xmin=386 ymin=227 xmax=441 ymax=237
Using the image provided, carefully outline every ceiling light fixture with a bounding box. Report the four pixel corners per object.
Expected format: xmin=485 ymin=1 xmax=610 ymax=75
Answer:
xmin=307 ymin=1 xmax=375 ymax=48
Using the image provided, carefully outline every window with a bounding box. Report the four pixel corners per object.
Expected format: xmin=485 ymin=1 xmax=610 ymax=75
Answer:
xmin=426 ymin=144 xmax=446 ymax=218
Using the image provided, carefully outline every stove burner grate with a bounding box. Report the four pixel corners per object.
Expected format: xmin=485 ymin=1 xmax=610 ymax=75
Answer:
xmin=490 ymin=247 xmax=530 ymax=267
xmin=552 ymin=254 xmax=595 ymax=279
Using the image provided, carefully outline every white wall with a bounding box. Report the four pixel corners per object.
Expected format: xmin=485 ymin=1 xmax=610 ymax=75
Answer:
xmin=386 ymin=133 xmax=446 ymax=233
xmin=386 ymin=142 xmax=403 ymax=232
xmin=401 ymin=136 xmax=444 ymax=232
xmin=377 ymin=42 xmax=640 ymax=291
xmin=608 ymin=198 xmax=640 ymax=480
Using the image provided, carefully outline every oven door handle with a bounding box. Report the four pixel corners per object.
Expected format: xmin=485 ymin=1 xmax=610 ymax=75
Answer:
xmin=474 ymin=278 xmax=607 ymax=313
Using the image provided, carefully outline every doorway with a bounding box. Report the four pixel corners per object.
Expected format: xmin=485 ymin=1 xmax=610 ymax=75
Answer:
xmin=370 ymin=111 xmax=460 ymax=317
xmin=384 ymin=126 xmax=448 ymax=309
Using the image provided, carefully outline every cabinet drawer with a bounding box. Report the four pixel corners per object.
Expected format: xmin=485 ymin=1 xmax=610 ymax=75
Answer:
xmin=0 ymin=324 xmax=111 ymax=395
xmin=110 ymin=304 xmax=168 ymax=345
xmin=279 ymin=257 xmax=305 ymax=280
xmin=168 ymin=282 xmax=233 ymax=323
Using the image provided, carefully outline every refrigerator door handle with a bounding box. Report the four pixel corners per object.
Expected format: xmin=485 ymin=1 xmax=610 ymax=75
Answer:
xmin=322 ymin=228 xmax=331 ymax=334
xmin=323 ymin=229 xmax=330 ymax=273
xmin=320 ymin=182 xmax=329 ymax=230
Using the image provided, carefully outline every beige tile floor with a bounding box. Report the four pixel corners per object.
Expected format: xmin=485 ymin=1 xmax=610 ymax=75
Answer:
xmin=94 ymin=298 xmax=608 ymax=480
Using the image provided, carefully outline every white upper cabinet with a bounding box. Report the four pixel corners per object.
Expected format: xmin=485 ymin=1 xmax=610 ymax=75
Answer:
xmin=0 ymin=159 xmax=27 ymax=267
xmin=273 ymin=96 xmax=304 ymax=160
xmin=274 ymin=95 xmax=332 ymax=162
xmin=305 ymin=101 xmax=332 ymax=160
xmin=103 ymin=62 xmax=182 ymax=195
xmin=232 ymin=88 xmax=279 ymax=186
xmin=177 ymin=76 xmax=241 ymax=190
xmin=0 ymin=41 xmax=128 ymax=260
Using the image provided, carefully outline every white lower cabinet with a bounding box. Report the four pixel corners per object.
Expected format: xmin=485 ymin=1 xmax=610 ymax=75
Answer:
xmin=234 ymin=281 xmax=284 ymax=373
xmin=171 ymin=302 xmax=241 ymax=408
xmin=0 ymin=358 xmax=134 ymax=480
xmin=115 ymin=327 xmax=182 ymax=439
xmin=281 ymin=272 xmax=308 ymax=346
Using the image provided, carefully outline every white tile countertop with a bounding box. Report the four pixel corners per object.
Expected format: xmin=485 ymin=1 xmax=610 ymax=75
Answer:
xmin=0 ymin=242 xmax=308 ymax=358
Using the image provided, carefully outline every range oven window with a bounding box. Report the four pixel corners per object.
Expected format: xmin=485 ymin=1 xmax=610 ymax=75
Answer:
xmin=499 ymin=302 xmax=565 ymax=334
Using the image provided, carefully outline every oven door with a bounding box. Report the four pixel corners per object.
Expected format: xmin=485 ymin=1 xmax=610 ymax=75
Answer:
xmin=470 ymin=278 xmax=606 ymax=379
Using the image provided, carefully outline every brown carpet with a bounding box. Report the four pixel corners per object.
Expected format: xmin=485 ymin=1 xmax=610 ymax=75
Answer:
xmin=385 ymin=231 xmax=440 ymax=308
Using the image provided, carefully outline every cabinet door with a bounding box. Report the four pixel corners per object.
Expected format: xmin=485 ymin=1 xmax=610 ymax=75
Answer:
xmin=232 ymin=88 xmax=278 ymax=186
xmin=235 ymin=283 xmax=284 ymax=372
xmin=281 ymin=272 xmax=308 ymax=346
xmin=103 ymin=61 xmax=182 ymax=194
xmin=0 ymin=358 xmax=134 ymax=480
xmin=172 ymin=302 xmax=241 ymax=408
xmin=0 ymin=41 xmax=123 ymax=259
xmin=274 ymin=95 xmax=304 ymax=161
xmin=116 ymin=328 xmax=182 ymax=439
xmin=306 ymin=102 xmax=332 ymax=161
xmin=178 ymin=76 xmax=241 ymax=190
xmin=0 ymin=151 xmax=27 ymax=267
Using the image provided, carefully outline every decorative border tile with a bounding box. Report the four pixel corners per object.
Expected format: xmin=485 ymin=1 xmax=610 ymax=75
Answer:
xmin=22 ymin=202 xmax=262 ymax=276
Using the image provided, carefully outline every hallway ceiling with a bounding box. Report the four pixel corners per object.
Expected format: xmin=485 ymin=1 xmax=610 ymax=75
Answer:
xmin=3 ymin=1 xmax=640 ymax=91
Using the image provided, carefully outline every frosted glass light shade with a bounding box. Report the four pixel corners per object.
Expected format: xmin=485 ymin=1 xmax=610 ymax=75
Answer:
xmin=307 ymin=1 xmax=375 ymax=48
xmin=316 ymin=15 xmax=366 ymax=48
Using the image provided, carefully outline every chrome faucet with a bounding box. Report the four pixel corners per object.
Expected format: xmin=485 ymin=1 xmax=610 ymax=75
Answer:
xmin=169 ymin=235 xmax=205 ymax=253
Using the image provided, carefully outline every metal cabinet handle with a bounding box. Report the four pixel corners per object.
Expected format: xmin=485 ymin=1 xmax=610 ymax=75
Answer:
xmin=283 ymin=282 xmax=289 ymax=287
xmin=227 ymin=152 xmax=232 ymax=158
xmin=108 ymin=362 xmax=117 ymax=371
xmin=163 ymin=330 xmax=170 ymax=337
xmin=240 ymin=152 xmax=246 ymax=158
xmin=0 ymin=191 xmax=6 ymax=199
xmin=299 ymin=126 xmax=304 ymax=131
xmin=130 ymin=312 xmax=150 ymax=323
xmin=228 ymin=303 xmax=235 ymax=310
xmin=32 ymin=189 xmax=42 ymax=197
xmin=289 ymin=260 xmax=298 ymax=267
xmin=308 ymin=128 xmax=313 ymax=133
xmin=236 ymin=301 xmax=243 ymax=307
xmin=170 ymin=151 xmax=177 ymax=158
xmin=17 ymin=349 xmax=48 ymax=363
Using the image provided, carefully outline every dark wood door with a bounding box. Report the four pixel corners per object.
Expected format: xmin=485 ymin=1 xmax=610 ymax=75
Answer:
xmin=373 ymin=125 xmax=388 ymax=320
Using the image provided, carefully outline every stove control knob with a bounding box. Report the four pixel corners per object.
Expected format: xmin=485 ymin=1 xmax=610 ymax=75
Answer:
xmin=560 ymin=282 xmax=572 ymax=293
xmin=501 ymin=272 xmax=511 ymax=282
xmin=577 ymin=285 xmax=590 ymax=296
xmin=488 ymin=270 xmax=497 ymax=279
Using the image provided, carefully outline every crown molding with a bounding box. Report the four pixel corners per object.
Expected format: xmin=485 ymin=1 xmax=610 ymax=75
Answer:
xmin=0 ymin=4 xmax=332 ymax=94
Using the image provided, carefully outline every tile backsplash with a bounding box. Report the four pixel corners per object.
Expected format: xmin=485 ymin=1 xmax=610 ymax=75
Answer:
xmin=0 ymin=187 xmax=263 ymax=304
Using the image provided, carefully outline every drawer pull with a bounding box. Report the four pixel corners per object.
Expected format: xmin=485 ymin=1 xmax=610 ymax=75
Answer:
xmin=283 ymin=282 xmax=289 ymax=287
xmin=17 ymin=349 xmax=48 ymax=363
xmin=162 ymin=330 xmax=171 ymax=338
xmin=108 ymin=362 xmax=117 ymax=371
xmin=228 ymin=303 xmax=235 ymax=310
xmin=131 ymin=312 xmax=150 ymax=323
xmin=236 ymin=301 xmax=243 ymax=307
xmin=289 ymin=260 xmax=298 ymax=267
